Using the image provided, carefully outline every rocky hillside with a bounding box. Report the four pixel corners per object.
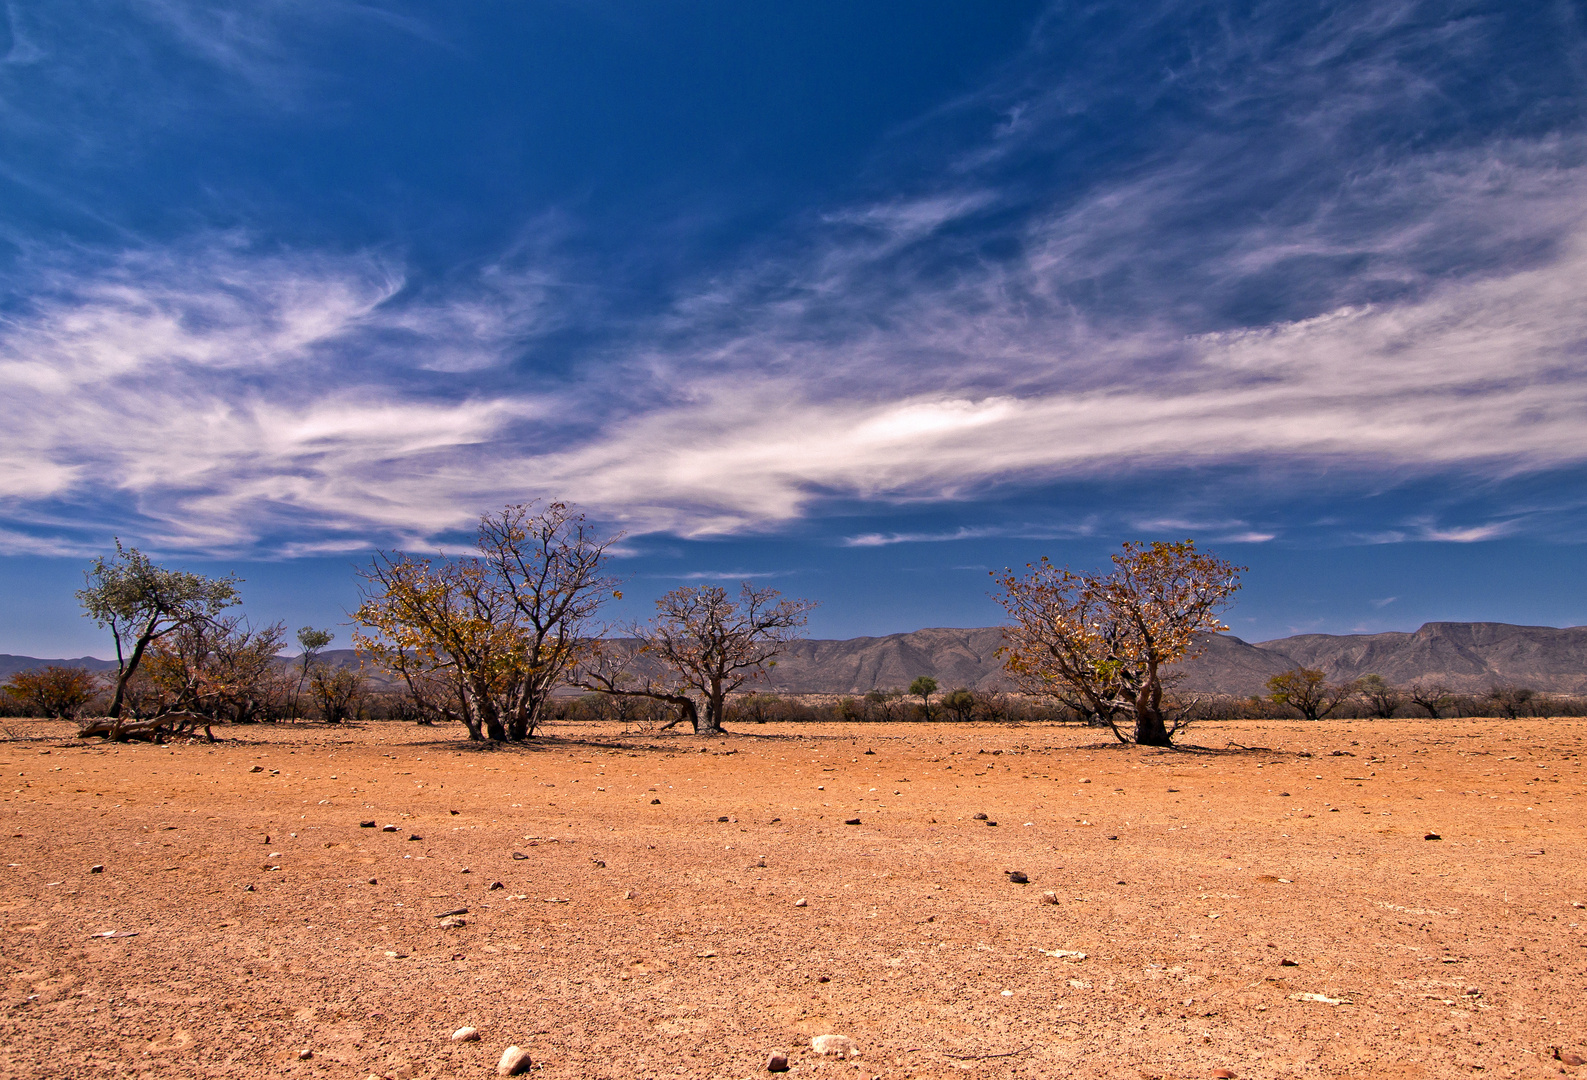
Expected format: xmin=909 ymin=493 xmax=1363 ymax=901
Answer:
xmin=7 ymin=622 xmax=1584 ymax=696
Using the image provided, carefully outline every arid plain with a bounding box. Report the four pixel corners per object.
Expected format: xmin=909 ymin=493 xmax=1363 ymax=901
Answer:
xmin=2 ymin=717 xmax=1584 ymax=1080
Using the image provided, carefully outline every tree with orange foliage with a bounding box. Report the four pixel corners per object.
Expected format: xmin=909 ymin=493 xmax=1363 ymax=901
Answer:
xmin=994 ymin=540 xmax=1243 ymax=746
xmin=353 ymin=502 xmax=621 ymax=741
xmin=2 ymin=665 xmax=98 ymax=720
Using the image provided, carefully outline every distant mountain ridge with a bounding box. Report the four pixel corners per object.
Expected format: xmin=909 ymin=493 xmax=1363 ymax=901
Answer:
xmin=6 ymin=622 xmax=1585 ymax=696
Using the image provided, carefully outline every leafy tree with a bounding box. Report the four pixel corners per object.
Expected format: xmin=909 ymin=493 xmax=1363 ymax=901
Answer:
xmin=995 ymin=540 xmax=1243 ymax=747
xmin=1357 ymin=674 xmax=1402 ymax=719
xmin=941 ymin=687 xmax=976 ymax=722
xmin=292 ymin=627 xmax=335 ymax=720
xmin=909 ymin=675 xmax=939 ymax=718
xmin=637 ymin=583 xmax=815 ymax=735
xmin=1408 ymin=682 xmax=1454 ymax=719
xmin=354 ymin=502 xmax=621 ymax=741
xmin=2 ymin=666 xmax=98 ymax=720
xmin=1485 ymin=684 xmax=1535 ymax=720
xmin=1266 ymin=668 xmax=1357 ymax=721
xmin=77 ymin=541 xmax=241 ymax=731
xmin=309 ymin=665 xmax=364 ymax=724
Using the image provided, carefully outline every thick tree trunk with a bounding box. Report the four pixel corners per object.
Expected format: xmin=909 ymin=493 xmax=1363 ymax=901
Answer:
xmin=1133 ymin=707 xmax=1171 ymax=746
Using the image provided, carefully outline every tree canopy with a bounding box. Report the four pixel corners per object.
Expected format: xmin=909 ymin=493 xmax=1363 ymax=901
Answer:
xmin=994 ymin=540 xmax=1242 ymax=746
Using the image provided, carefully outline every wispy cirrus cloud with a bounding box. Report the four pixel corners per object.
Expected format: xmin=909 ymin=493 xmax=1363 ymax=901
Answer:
xmin=3 ymin=1 xmax=1587 ymax=556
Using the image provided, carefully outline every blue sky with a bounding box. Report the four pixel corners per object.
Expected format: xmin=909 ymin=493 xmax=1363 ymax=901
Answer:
xmin=3 ymin=1 xmax=1587 ymax=656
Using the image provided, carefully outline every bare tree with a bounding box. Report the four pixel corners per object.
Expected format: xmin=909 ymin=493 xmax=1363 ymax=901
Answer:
xmin=1357 ymin=674 xmax=1402 ymax=719
xmin=638 ymin=583 xmax=815 ymax=735
xmin=142 ymin=616 xmax=288 ymax=725
xmin=309 ymin=665 xmax=365 ymax=724
xmin=354 ymin=502 xmax=622 ymax=742
xmin=1408 ymin=682 xmax=1454 ymax=719
xmin=77 ymin=541 xmax=241 ymax=734
xmin=995 ymin=540 xmax=1243 ymax=746
xmin=1485 ymin=684 xmax=1535 ymax=720
xmin=569 ymin=637 xmax=701 ymax=731
xmin=1267 ymin=668 xmax=1358 ymax=721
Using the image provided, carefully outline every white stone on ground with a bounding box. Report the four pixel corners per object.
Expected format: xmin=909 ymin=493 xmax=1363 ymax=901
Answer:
xmin=810 ymin=1034 xmax=857 ymax=1058
xmin=497 ymin=1045 xmax=533 ymax=1075
xmin=451 ymin=1026 xmax=479 ymax=1042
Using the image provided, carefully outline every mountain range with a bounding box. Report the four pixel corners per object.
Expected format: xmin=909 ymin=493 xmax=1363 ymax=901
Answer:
xmin=4 ymin=622 xmax=1584 ymax=696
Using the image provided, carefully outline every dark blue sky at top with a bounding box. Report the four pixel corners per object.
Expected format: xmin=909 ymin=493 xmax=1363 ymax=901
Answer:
xmin=2 ymin=1 xmax=1586 ymax=656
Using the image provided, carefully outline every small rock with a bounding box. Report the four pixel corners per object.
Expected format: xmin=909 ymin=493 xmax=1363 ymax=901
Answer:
xmin=767 ymin=1050 xmax=790 ymax=1072
xmin=1280 ymin=958 xmax=1298 ymax=967
xmin=650 ymin=798 xmax=661 ymax=804
xmin=973 ymin=812 xmax=988 ymax=820
xmin=1213 ymin=1070 xmax=1236 ymax=1079
xmin=512 ymin=852 xmax=528 ymax=860
xmin=243 ymin=884 xmax=255 ymax=891
xmin=368 ymin=878 xmax=377 ymax=885
xmin=297 ymin=1049 xmax=313 ymax=1060
xmin=986 ymin=820 xmax=998 ymax=826
xmin=844 ymin=818 xmax=861 ymax=825
xmin=435 ymin=907 xmax=468 ymax=918
xmin=489 ymin=881 xmax=504 ymax=890
xmin=1560 ymin=1051 xmax=1585 ymax=1067
xmin=1041 ymin=891 xmax=1060 ymax=904
xmin=718 ymin=816 xmax=730 ymax=822
xmin=811 ymin=1034 xmax=857 ymax=1059
xmin=794 ymin=897 xmax=807 ymax=907
xmin=1424 ymin=833 xmax=1442 ymax=841
xmin=623 ymin=890 xmax=635 ymax=900
xmin=360 ymin=821 xmax=376 ymax=828
xmin=249 ymin=765 xmax=263 ymax=773
xmin=89 ymin=864 xmax=104 ymax=874
xmin=381 ymin=825 xmax=398 ymax=833
xmin=1006 ymin=871 xmax=1029 ymax=884
xmin=408 ymin=835 xmax=422 ymax=841
xmin=497 ymin=1045 xmax=532 ymax=1075
xmin=864 ymin=749 xmax=875 ymax=755
xmin=450 ymin=1026 xmax=480 ymax=1042
xmin=438 ymin=917 xmax=466 ymax=929
xmin=817 ymin=975 xmax=830 ymax=983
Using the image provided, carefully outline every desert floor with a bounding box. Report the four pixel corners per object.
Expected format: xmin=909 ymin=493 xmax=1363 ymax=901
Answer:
xmin=2 ymin=716 xmax=1584 ymax=1080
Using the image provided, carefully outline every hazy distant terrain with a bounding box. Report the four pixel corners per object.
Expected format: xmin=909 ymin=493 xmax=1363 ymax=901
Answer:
xmin=7 ymin=621 xmax=1585 ymax=695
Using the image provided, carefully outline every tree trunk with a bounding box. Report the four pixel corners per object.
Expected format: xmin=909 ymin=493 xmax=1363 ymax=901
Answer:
xmin=1133 ymin=706 xmax=1172 ymax=746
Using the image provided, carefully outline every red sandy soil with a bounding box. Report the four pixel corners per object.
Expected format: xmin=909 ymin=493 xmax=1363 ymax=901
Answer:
xmin=2 ymin=716 xmax=1584 ymax=1080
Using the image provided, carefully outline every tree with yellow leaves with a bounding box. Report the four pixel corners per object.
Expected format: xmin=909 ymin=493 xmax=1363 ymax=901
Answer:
xmin=994 ymin=540 xmax=1243 ymax=746
xmin=353 ymin=502 xmax=622 ymax=741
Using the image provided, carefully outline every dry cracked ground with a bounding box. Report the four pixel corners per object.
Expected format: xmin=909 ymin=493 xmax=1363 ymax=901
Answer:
xmin=2 ymin=716 xmax=1585 ymax=1080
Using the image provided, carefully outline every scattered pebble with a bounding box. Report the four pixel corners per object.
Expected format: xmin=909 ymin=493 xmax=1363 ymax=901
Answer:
xmin=1213 ymin=1070 xmax=1236 ymax=1079
xmin=89 ymin=864 xmax=104 ymax=874
xmin=360 ymin=821 xmax=376 ymax=828
xmin=1424 ymin=833 xmax=1442 ymax=841
xmin=497 ymin=1045 xmax=533 ymax=1075
xmin=381 ymin=825 xmax=397 ymax=833
xmin=817 ymin=975 xmax=830 ymax=983
xmin=438 ymin=917 xmax=466 ymax=929
xmin=512 ymin=852 xmax=528 ymax=860
xmin=248 ymin=765 xmax=263 ymax=773
xmin=1041 ymin=891 xmax=1059 ymax=904
xmin=623 ymin=890 xmax=635 ymax=900
xmin=794 ymin=898 xmax=807 ymax=907
xmin=811 ymin=1034 xmax=857 ymax=1058
xmin=408 ymin=834 xmax=422 ymax=841
xmin=297 ymin=1049 xmax=313 ymax=1060
xmin=718 ymin=816 xmax=730 ymax=822
xmin=844 ymin=818 xmax=861 ymax=825
xmin=1280 ymin=959 xmax=1298 ymax=967
xmin=1006 ymin=871 xmax=1028 ymax=884
xmin=489 ymin=881 xmax=504 ymax=890
xmin=650 ymin=798 xmax=661 ymax=804
xmin=451 ymin=1027 xmax=480 ymax=1042
xmin=973 ymin=813 xmax=988 ymax=821
xmin=766 ymin=1050 xmax=790 ymax=1072
xmin=1558 ymin=1050 xmax=1585 ymax=1067
xmin=435 ymin=907 xmax=468 ymax=918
